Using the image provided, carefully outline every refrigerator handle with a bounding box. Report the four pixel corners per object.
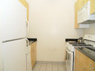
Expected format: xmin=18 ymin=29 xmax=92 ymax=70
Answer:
xmin=26 ymin=39 xmax=29 ymax=47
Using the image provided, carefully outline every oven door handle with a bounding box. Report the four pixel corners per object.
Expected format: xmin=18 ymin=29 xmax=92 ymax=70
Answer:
xmin=66 ymin=49 xmax=72 ymax=54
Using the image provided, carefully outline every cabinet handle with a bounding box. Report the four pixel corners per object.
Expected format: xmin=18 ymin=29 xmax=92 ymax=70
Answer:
xmin=89 ymin=64 xmax=95 ymax=69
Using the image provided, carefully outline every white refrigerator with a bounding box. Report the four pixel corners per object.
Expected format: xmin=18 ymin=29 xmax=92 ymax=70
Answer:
xmin=2 ymin=0 xmax=27 ymax=71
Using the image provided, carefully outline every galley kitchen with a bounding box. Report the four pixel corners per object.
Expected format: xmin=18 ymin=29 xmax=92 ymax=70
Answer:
xmin=0 ymin=0 xmax=95 ymax=71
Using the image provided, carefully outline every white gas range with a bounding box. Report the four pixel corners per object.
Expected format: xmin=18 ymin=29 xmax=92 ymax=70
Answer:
xmin=65 ymin=34 xmax=95 ymax=71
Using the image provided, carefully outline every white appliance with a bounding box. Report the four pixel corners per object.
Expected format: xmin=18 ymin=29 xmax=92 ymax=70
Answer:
xmin=2 ymin=39 xmax=27 ymax=71
xmin=66 ymin=43 xmax=74 ymax=71
xmin=2 ymin=0 xmax=26 ymax=41
xmin=2 ymin=0 xmax=32 ymax=71
xmin=66 ymin=34 xmax=95 ymax=71
xmin=26 ymin=21 xmax=30 ymax=38
xmin=78 ymin=1 xmax=95 ymax=24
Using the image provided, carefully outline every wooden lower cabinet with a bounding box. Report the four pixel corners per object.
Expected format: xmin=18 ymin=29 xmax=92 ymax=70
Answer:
xmin=75 ymin=59 xmax=85 ymax=71
xmin=75 ymin=49 xmax=95 ymax=71
xmin=75 ymin=58 xmax=90 ymax=71
xmin=75 ymin=51 xmax=84 ymax=71
xmin=30 ymin=42 xmax=37 ymax=68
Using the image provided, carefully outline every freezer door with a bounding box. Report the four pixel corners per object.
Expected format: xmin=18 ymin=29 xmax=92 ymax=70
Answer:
xmin=2 ymin=39 xmax=26 ymax=71
xmin=2 ymin=0 xmax=27 ymax=41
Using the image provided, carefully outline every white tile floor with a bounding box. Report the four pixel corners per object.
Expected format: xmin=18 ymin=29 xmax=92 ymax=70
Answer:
xmin=32 ymin=62 xmax=67 ymax=71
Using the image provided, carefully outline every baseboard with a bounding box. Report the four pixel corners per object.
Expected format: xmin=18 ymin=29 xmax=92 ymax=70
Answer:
xmin=36 ymin=61 xmax=66 ymax=64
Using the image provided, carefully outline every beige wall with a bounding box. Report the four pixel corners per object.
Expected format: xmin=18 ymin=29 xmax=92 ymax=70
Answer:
xmin=29 ymin=0 xmax=83 ymax=61
xmin=0 ymin=0 xmax=3 ymax=71
xmin=83 ymin=23 xmax=95 ymax=35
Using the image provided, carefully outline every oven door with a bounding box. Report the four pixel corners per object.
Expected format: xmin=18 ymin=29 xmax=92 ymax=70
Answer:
xmin=66 ymin=49 xmax=73 ymax=71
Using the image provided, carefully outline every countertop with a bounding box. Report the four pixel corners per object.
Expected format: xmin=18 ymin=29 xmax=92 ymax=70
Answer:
xmin=65 ymin=38 xmax=78 ymax=42
xmin=27 ymin=38 xmax=37 ymax=45
xmin=75 ymin=47 xmax=95 ymax=61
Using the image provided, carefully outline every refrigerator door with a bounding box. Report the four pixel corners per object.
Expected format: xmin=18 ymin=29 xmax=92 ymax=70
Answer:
xmin=2 ymin=0 xmax=27 ymax=41
xmin=2 ymin=39 xmax=26 ymax=71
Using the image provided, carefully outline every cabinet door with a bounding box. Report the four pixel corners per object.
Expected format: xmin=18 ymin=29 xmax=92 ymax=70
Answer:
xmin=30 ymin=44 xmax=34 ymax=67
xmin=30 ymin=42 xmax=37 ymax=68
xmin=75 ymin=2 xmax=79 ymax=28
xmin=79 ymin=0 xmax=84 ymax=9
xmin=78 ymin=50 xmax=95 ymax=71
xmin=32 ymin=44 xmax=35 ymax=67
xmin=75 ymin=49 xmax=95 ymax=71
xmin=33 ymin=42 xmax=36 ymax=65
xmin=75 ymin=51 xmax=83 ymax=71
xmin=75 ymin=57 xmax=84 ymax=71
xmin=84 ymin=0 xmax=89 ymax=5
xmin=75 ymin=49 xmax=87 ymax=71
xmin=90 ymin=0 xmax=95 ymax=14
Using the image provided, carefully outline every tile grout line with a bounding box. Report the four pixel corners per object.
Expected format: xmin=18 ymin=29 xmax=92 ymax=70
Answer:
xmin=58 ymin=63 xmax=60 ymax=71
xmin=33 ymin=62 xmax=66 ymax=71
xmin=45 ymin=62 xmax=47 ymax=71
xmin=39 ymin=62 xmax=42 ymax=71
xmin=57 ymin=62 xmax=58 ymax=71
xmin=52 ymin=62 xmax=53 ymax=71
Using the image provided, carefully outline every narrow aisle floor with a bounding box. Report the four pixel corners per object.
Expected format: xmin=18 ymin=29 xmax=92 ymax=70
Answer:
xmin=32 ymin=62 xmax=67 ymax=71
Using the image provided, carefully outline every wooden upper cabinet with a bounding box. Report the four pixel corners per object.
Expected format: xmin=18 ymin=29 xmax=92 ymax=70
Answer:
xmin=74 ymin=0 xmax=95 ymax=28
xmin=78 ymin=0 xmax=84 ymax=9
xmin=19 ymin=0 xmax=29 ymax=21
xmin=78 ymin=0 xmax=95 ymax=14
xmin=74 ymin=1 xmax=89 ymax=28
xmin=90 ymin=0 xmax=95 ymax=14
xmin=75 ymin=2 xmax=79 ymax=28
xmin=78 ymin=0 xmax=89 ymax=9
xmin=84 ymin=0 xmax=89 ymax=4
